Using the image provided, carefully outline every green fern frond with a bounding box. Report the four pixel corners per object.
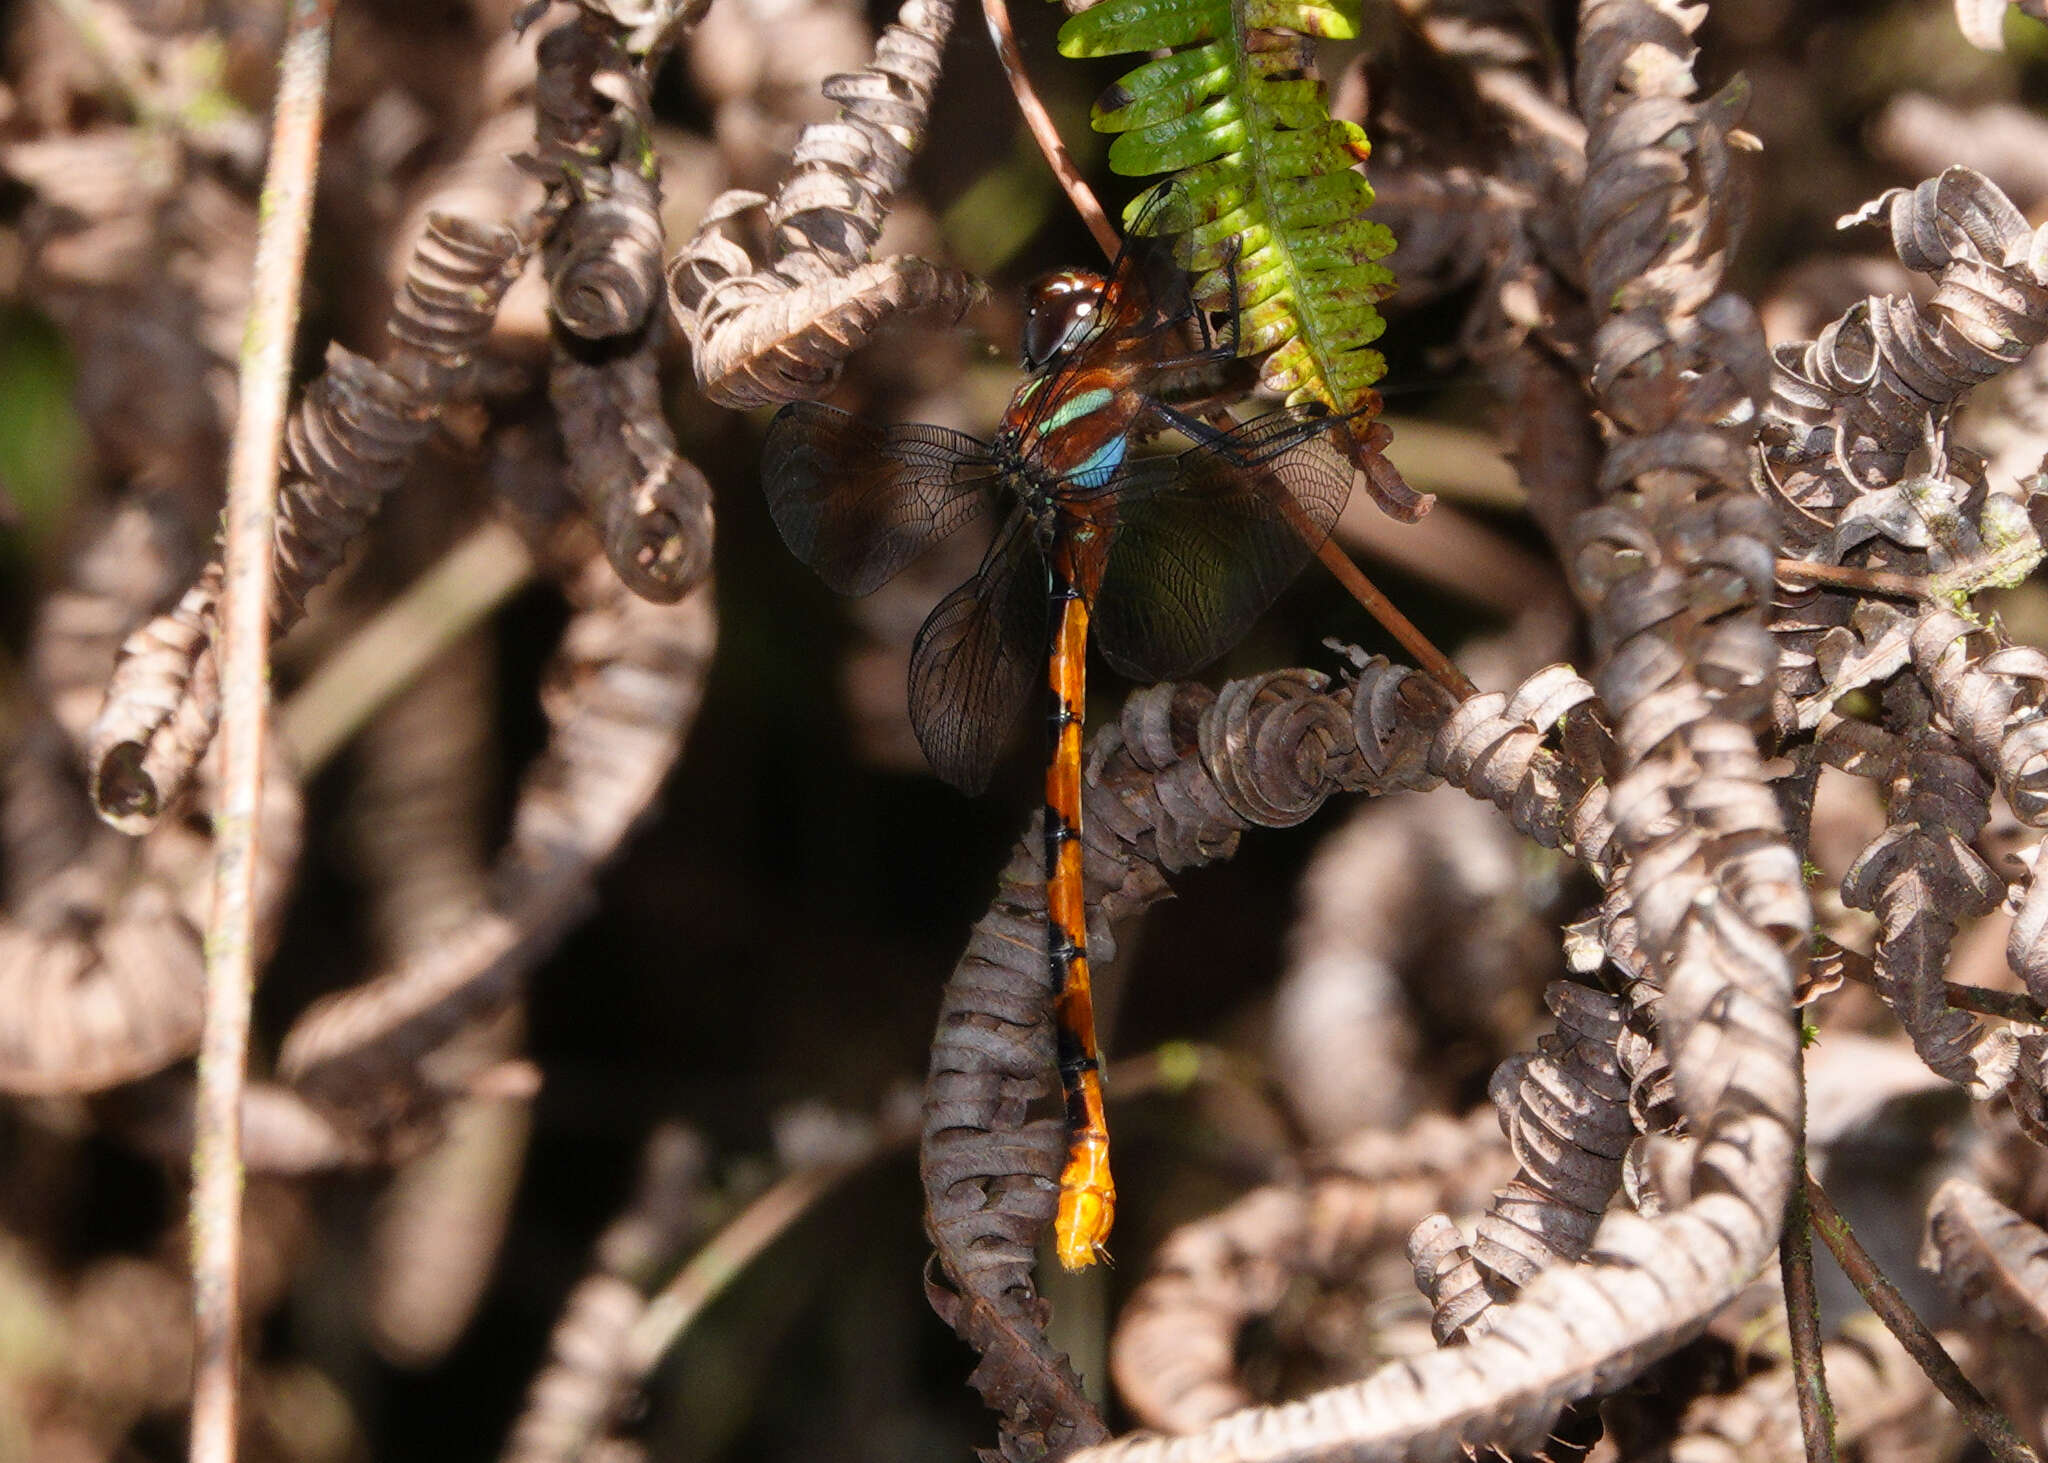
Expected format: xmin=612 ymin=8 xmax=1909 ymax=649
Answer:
xmin=1059 ymin=0 xmax=1394 ymax=420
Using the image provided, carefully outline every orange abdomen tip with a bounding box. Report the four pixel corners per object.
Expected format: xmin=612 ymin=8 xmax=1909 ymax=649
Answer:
xmin=1054 ymin=1134 xmax=1116 ymax=1271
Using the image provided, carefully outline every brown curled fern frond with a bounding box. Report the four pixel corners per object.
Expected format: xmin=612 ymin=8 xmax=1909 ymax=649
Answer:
xmin=1762 ymin=166 xmax=2048 ymax=548
xmin=1114 ymin=1113 xmax=1514 ymax=1432
xmin=1924 ymin=1176 xmax=2048 ymax=1347
xmin=1755 ymin=168 xmax=2048 ymax=732
xmin=1409 ymin=982 xmax=1630 ymax=1349
xmin=1051 ymin=9 xmax=1805 ymax=1458
xmin=553 ymin=158 xmax=668 ymax=342
xmin=1910 ymin=607 xmax=2048 ymax=1094
xmin=86 ymin=212 xmax=539 ymax=833
xmin=500 ymin=1124 xmax=708 ymax=1463
xmin=29 ymin=498 xmax=206 ymax=750
xmin=278 ymin=546 xmax=716 ymax=1120
xmin=349 ymin=636 xmax=515 ymax=1363
xmin=1464 ymin=982 xmax=1632 ymax=1306
xmin=0 ymin=501 xmax=297 ymax=1096
xmin=1913 ymin=608 xmax=2048 ymax=836
xmin=1406 ymin=1211 xmax=1494 ymax=1346
xmin=536 ymin=19 xmax=716 ymax=602
xmin=531 ymin=15 xmax=640 ymax=173
xmin=1568 ymin=0 xmax=1804 ymax=1163
xmin=2013 ymin=1036 xmax=2048 ymax=1146
xmin=1048 ymin=675 xmax=1791 ymax=1463
xmin=930 ymin=646 xmax=1801 ymax=1463
xmin=1425 ymin=662 xmax=1614 ymax=877
xmin=1840 ymin=722 xmax=2017 ymax=1097
xmin=534 ymin=19 xmax=667 ymax=342
xmin=667 ymin=0 xmax=981 ymax=407
xmin=1116 ymin=1186 xmax=1315 ymax=1430
xmin=0 ymin=718 xmax=304 ymax=1095
xmin=550 ymin=317 xmax=716 ymax=603
xmin=351 ymin=634 xmax=496 ymax=960
xmin=924 ymin=662 xmax=1447 ymax=1459
xmin=368 ymin=1015 xmax=534 ymax=1367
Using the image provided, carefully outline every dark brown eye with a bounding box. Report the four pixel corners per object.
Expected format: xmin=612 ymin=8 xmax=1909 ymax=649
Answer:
xmin=1021 ymin=270 xmax=1107 ymax=371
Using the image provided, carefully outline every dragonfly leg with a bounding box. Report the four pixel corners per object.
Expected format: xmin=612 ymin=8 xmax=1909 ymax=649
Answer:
xmin=1046 ymin=569 xmax=1115 ymax=1271
xmin=1150 ymin=399 xmax=1364 ymax=463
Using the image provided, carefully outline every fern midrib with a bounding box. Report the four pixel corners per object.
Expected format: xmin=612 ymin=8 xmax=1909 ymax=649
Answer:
xmin=1231 ymin=0 xmax=1334 ymax=409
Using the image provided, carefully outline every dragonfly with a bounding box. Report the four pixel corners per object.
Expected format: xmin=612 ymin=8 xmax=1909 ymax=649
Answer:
xmin=762 ymin=194 xmax=1358 ymax=1269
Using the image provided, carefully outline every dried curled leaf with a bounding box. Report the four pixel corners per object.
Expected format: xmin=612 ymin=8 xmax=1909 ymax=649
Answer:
xmin=0 ymin=498 xmax=304 ymax=1096
xmin=1762 ymin=167 xmax=2048 ymax=546
xmin=87 ymin=213 xmax=537 ymax=833
xmin=1924 ymin=1177 xmax=2048 ymax=1345
xmin=549 ymin=313 xmax=715 ymax=603
xmin=1466 ymin=983 xmax=1631 ymax=1301
xmin=668 ymin=0 xmax=981 ymax=406
xmin=1414 ymin=985 xmax=1631 ymax=1348
xmin=1841 ymin=727 xmax=2016 ymax=1096
xmin=0 ymin=721 xmax=302 ymax=1095
xmin=1056 ymin=9 xmax=1806 ymax=1460
xmin=530 ymin=19 xmax=715 ymax=603
xmin=1114 ymin=1114 xmax=1512 ymax=1431
xmin=552 ymin=160 xmax=667 ymax=341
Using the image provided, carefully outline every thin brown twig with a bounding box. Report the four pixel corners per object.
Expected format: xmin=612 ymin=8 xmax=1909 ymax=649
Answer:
xmin=1782 ymin=1134 xmax=1838 ymax=1461
xmin=188 ymin=0 xmax=334 ymax=1457
xmin=980 ymin=0 xmax=1118 ymax=260
xmin=1314 ymin=536 xmax=1478 ymax=699
xmin=624 ymin=1165 xmax=847 ymax=1375
xmin=1821 ymin=938 xmax=2048 ymax=1026
xmin=1775 ymin=559 xmax=1932 ymax=601
xmin=1804 ymin=1173 xmax=2040 ymax=1463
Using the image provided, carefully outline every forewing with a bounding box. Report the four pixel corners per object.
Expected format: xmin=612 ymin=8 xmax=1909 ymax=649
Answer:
xmin=907 ymin=509 xmax=1045 ymax=793
xmin=762 ymin=402 xmax=997 ymax=595
xmin=1094 ymin=409 xmax=1355 ymax=682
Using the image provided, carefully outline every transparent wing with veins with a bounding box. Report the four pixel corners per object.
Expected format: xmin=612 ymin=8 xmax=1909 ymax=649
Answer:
xmin=906 ymin=508 xmax=1046 ymax=794
xmin=1093 ymin=405 xmax=1356 ymax=681
xmin=761 ymin=403 xmax=1000 ymax=596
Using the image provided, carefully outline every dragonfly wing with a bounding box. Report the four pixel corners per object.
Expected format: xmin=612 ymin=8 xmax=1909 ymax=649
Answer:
xmin=762 ymin=402 xmax=997 ymax=596
xmin=908 ymin=509 xmax=1044 ymax=793
xmin=1094 ymin=408 xmax=1355 ymax=682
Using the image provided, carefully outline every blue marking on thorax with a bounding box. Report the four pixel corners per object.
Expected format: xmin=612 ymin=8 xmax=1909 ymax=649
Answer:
xmin=1066 ymin=435 xmax=1126 ymax=490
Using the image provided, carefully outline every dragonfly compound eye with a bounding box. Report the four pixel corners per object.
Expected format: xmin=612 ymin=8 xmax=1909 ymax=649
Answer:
xmin=1021 ymin=270 xmax=1108 ymax=372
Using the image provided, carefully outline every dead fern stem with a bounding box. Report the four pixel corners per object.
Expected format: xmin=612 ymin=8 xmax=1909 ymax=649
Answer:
xmin=190 ymin=0 xmax=332 ymax=1457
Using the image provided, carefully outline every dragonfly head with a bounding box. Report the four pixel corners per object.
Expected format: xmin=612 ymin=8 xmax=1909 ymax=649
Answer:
xmin=1021 ymin=269 xmax=1108 ymax=372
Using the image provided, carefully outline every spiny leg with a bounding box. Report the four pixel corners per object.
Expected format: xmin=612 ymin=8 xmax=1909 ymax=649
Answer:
xmin=1045 ymin=553 xmax=1113 ymax=1271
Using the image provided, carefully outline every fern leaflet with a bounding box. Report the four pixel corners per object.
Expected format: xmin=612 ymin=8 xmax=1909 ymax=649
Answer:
xmin=1059 ymin=0 xmax=1395 ymax=425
